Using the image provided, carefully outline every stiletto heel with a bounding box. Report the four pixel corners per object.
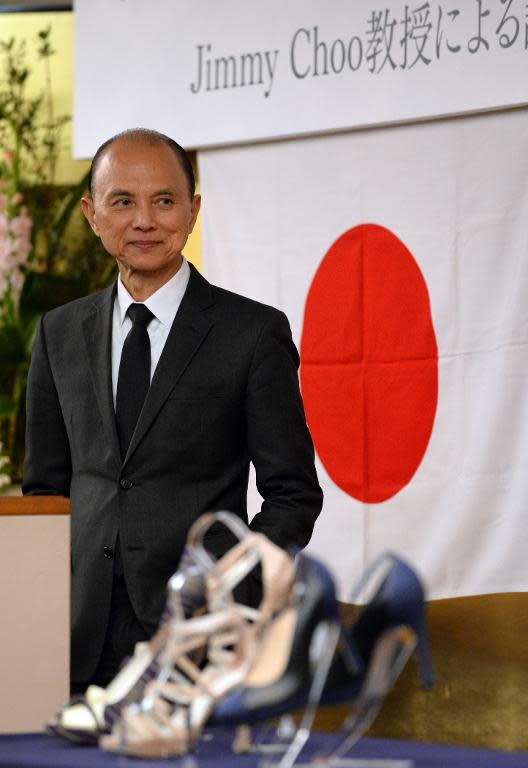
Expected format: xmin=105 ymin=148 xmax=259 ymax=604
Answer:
xmin=342 ymin=552 xmax=434 ymax=691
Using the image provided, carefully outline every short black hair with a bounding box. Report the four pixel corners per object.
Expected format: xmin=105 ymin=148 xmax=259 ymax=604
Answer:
xmin=87 ymin=128 xmax=196 ymax=199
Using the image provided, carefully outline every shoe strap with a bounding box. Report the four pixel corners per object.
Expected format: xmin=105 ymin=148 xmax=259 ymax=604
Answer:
xmin=186 ymin=511 xmax=295 ymax=621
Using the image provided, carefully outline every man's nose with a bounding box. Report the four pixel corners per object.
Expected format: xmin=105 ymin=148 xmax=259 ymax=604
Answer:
xmin=132 ymin=202 xmax=156 ymax=229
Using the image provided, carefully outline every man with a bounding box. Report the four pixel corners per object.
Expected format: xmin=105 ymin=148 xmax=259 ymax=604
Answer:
xmin=22 ymin=129 xmax=322 ymax=691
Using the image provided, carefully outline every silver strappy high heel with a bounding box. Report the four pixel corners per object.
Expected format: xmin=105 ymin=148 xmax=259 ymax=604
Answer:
xmin=100 ymin=512 xmax=296 ymax=758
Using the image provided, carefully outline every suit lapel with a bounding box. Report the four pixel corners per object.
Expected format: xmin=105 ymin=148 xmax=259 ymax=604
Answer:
xmin=82 ymin=282 xmax=121 ymax=467
xmin=123 ymin=265 xmax=215 ymax=467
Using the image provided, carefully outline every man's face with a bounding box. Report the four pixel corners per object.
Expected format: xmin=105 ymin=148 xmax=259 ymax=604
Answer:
xmin=81 ymin=139 xmax=200 ymax=282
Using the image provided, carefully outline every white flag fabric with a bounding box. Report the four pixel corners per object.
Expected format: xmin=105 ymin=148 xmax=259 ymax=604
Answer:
xmin=198 ymin=108 xmax=528 ymax=600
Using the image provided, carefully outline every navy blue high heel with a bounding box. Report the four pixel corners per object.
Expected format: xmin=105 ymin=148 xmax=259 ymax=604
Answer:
xmin=326 ymin=551 xmax=434 ymax=704
xmin=212 ymin=552 xmax=342 ymax=726
xmin=211 ymin=552 xmax=434 ymax=768
xmin=310 ymin=552 xmax=434 ymax=767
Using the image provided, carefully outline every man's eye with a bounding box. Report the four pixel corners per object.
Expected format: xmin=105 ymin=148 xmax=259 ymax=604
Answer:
xmin=157 ymin=198 xmax=173 ymax=206
xmin=115 ymin=198 xmax=132 ymax=207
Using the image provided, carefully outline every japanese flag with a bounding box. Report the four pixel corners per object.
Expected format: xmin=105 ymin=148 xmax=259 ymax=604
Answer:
xmin=198 ymin=108 xmax=528 ymax=599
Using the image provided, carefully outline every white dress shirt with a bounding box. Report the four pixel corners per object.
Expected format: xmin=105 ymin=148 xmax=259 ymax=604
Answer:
xmin=111 ymin=259 xmax=191 ymax=407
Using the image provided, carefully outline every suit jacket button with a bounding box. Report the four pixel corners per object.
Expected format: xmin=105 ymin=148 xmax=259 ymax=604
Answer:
xmin=103 ymin=546 xmax=114 ymax=559
xmin=120 ymin=478 xmax=133 ymax=490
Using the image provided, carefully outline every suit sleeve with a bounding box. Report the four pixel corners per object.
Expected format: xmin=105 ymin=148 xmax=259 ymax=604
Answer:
xmin=22 ymin=316 xmax=72 ymax=497
xmin=245 ymin=309 xmax=323 ymax=551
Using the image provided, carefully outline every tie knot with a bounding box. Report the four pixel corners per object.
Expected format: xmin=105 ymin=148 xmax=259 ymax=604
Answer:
xmin=127 ymin=303 xmax=154 ymax=327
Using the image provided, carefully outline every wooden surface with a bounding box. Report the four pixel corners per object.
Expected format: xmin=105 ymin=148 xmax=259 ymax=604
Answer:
xmin=0 ymin=512 xmax=70 ymax=732
xmin=0 ymin=496 xmax=70 ymax=515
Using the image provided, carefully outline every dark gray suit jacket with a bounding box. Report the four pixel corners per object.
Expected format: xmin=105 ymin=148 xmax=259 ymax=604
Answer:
xmin=22 ymin=264 xmax=322 ymax=682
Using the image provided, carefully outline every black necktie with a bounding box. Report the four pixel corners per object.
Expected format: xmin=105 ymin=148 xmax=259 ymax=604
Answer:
xmin=116 ymin=303 xmax=154 ymax=459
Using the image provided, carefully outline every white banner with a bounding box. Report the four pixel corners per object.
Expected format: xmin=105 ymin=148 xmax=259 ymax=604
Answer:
xmin=198 ymin=107 xmax=528 ymax=600
xmin=74 ymin=0 xmax=528 ymax=155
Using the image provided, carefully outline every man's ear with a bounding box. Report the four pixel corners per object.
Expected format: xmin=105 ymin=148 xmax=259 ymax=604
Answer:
xmin=189 ymin=194 xmax=201 ymax=233
xmin=80 ymin=196 xmax=99 ymax=236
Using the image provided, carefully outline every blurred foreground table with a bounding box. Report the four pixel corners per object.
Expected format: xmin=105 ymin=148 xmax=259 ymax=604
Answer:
xmin=0 ymin=730 xmax=527 ymax=768
xmin=0 ymin=496 xmax=70 ymax=733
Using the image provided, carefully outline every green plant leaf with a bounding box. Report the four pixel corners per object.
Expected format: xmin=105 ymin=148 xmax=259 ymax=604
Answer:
xmin=49 ymin=169 xmax=90 ymax=249
xmin=0 ymin=395 xmax=16 ymax=419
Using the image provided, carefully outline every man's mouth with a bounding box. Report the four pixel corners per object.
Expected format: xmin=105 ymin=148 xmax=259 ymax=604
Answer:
xmin=129 ymin=240 xmax=162 ymax=250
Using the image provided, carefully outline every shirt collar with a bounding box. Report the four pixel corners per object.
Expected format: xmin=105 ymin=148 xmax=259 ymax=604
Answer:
xmin=116 ymin=258 xmax=191 ymax=326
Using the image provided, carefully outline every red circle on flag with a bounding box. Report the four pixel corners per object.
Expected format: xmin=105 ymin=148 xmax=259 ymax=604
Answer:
xmin=300 ymin=223 xmax=438 ymax=504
